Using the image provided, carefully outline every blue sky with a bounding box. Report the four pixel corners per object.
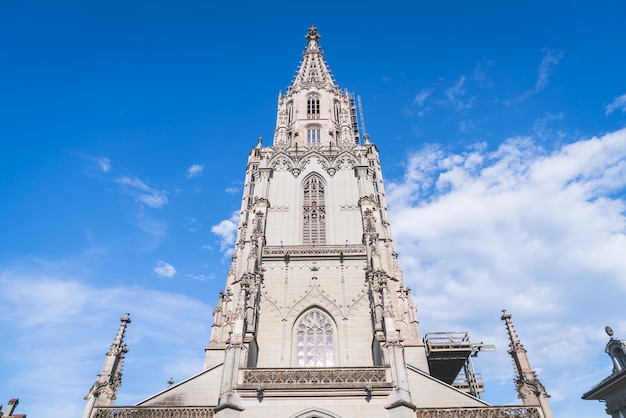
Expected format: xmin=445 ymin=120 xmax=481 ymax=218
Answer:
xmin=1 ymin=1 xmax=626 ymax=417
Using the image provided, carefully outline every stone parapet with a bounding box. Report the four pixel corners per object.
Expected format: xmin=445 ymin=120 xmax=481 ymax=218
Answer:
xmin=415 ymin=406 xmax=542 ymax=418
xmin=92 ymin=407 xmax=215 ymax=418
xmin=240 ymin=366 xmax=388 ymax=385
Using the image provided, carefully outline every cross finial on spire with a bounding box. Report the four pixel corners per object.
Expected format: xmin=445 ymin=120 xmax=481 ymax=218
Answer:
xmin=305 ymin=26 xmax=320 ymax=51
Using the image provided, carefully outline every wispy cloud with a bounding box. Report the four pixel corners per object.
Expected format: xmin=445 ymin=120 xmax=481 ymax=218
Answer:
xmin=211 ymin=211 xmax=239 ymax=257
xmin=473 ymin=60 xmax=494 ymax=89
xmin=413 ymin=88 xmax=434 ymax=107
xmin=153 ymin=260 xmax=176 ymax=278
xmin=185 ymin=273 xmax=215 ymax=281
xmin=95 ymin=156 xmax=111 ymax=173
xmin=186 ymin=164 xmax=204 ymax=178
xmin=442 ymin=76 xmax=477 ymax=111
xmin=606 ymin=93 xmax=626 ymax=115
xmin=225 ymin=186 xmax=240 ymax=194
xmin=116 ymin=176 xmax=168 ymax=208
xmin=532 ymin=112 xmax=565 ymax=141
xmin=534 ymin=49 xmax=563 ymax=93
xmin=84 ymin=155 xmax=111 ymax=174
xmin=387 ymin=127 xmax=626 ymax=410
xmin=0 ymin=265 xmax=212 ymax=418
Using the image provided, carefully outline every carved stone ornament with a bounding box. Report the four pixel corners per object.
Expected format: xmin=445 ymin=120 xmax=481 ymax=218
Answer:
xmin=270 ymin=155 xmax=293 ymax=172
xmin=263 ymin=245 xmax=366 ymax=257
xmin=340 ymin=204 xmax=359 ymax=211
xmin=414 ymin=407 xmax=541 ymax=418
xmin=241 ymin=367 xmax=388 ymax=385
xmin=93 ymin=407 xmax=216 ymax=418
xmin=336 ymin=155 xmax=357 ymax=170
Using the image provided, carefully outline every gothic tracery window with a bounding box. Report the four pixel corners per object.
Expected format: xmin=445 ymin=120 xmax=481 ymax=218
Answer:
xmin=303 ymin=175 xmax=326 ymax=244
xmin=295 ymin=309 xmax=334 ymax=367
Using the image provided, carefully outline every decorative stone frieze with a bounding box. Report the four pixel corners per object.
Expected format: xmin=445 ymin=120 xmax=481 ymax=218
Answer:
xmin=93 ymin=407 xmax=215 ymax=418
xmin=263 ymin=244 xmax=366 ymax=257
xmin=339 ymin=204 xmax=359 ymax=211
xmin=240 ymin=367 xmax=388 ymax=385
xmin=414 ymin=407 xmax=541 ymax=418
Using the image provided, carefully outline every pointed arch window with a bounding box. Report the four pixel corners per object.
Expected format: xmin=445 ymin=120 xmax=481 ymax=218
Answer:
xmin=303 ymin=175 xmax=326 ymax=244
xmin=295 ymin=309 xmax=334 ymax=367
xmin=307 ymin=95 xmax=320 ymax=119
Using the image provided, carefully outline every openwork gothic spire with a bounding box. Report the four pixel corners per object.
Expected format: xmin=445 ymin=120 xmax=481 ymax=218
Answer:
xmin=274 ymin=27 xmax=360 ymax=148
xmin=501 ymin=310 xmax=553 ymax=418
xmin=290 ymin=26 xmax=335 ymax=90
xmin=82 ymin=314 xmax=131 ymax=418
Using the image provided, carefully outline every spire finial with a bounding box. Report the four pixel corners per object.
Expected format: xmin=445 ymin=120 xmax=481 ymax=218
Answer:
xmin=501 ymin=309 xmax=520 ymax=345
xmin=606 ymin=325 xmax=615 ymax=338
xmin=305 ymin=26 xmax=320 ymax=51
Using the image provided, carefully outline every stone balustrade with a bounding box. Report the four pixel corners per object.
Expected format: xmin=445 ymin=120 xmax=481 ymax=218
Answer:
xmin=92 ymin=407 xmax=215 ymax=418
xmin=240 ymin=366 xmax=388 ymax=385
xmin=415 ymin=406 xmax=542 ymax=418
xmin=262 ymin=244 xmax=366 ymax=257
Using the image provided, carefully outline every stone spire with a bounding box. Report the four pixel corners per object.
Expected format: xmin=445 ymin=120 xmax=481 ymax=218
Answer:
xmin=501 ymin=310 xmax=553 ymax=418
xmin=274 ymin=26 xmax=359 ymax=149
xmin=82 ymin=313 xmax=131 ymax=418
xmin=291 ymin=26 xmax=335 ymax=90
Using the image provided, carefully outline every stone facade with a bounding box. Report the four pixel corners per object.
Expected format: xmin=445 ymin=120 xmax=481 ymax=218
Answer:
xmin=583 ymin=327 xmax=626 ymax=417
xmin=85 ymin=26 xmax=550 ymax=418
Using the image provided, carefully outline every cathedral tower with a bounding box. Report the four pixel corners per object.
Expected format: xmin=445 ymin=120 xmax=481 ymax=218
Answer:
xmin=88 ymin=27 xmax=548 ymax=418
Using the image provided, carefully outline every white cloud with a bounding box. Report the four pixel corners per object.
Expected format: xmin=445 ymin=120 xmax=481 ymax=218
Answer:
xmin=211 ymin=211 xmax=239 ymax=257
xmin=153 ymin=260 xmax=176 ymax=278
xmin=116 ymin=176 xmax=168 ymax=208
xmin=532 ymin=112 xmax=565 ymax=141
xmin=0 ymin=265 xmax=212 ymax=418
xmin=442 ymin=76 xmax=477 ymax=111
xmin=606 ymin=93 xmax=626 ymax=115
xmin=413 ymin=88 xmax=433 ymax=107
xmin=514 ymin=49 xmax=564 ymax=104
xmin=96 ymin=156 xmax=111 ymax=173
xmin=225 ymin=186 xmax=240 ymax=194
xmin=387 ymin=128 xmax=626 ymax=410
xmin=473 ymin=60 xmax=494 ymax=89
xmin=185 ymin=273 xmax=215 ymax=281
xmin=186 ymin=164 xmax=204 ymax=178
xmin=534 ymin=49 xmax=563 ymax=93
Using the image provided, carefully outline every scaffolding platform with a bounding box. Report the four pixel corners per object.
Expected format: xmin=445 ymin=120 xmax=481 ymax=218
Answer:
xmin=424 ymin=331 xmax=494 ymax=398
xmin=424 ymin=332 xmax=473 ymax=385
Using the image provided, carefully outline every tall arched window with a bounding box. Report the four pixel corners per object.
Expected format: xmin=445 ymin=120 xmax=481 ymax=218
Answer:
xmin=295 ymin=309 xmax=334 ymax=367
xmin=303 ymin=175 xmax=326 ymax=244
xmin=307 ymin=95 xmax=320 ymax=119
